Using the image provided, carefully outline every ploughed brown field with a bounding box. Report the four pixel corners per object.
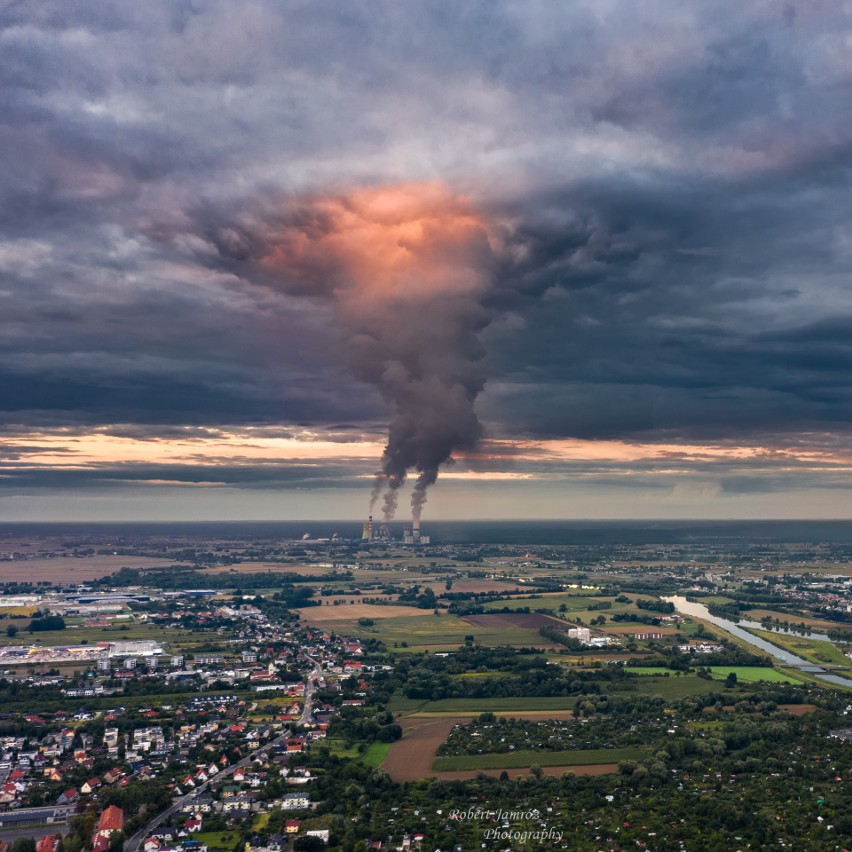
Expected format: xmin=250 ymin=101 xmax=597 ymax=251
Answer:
xmin=778 ymin=703 xmax=819 ymax=715
xmin=382 ymin=712 xmax=614 ymax=782
xmin=460 ymin=612 xmax=569 ymax=630
xmin=0 ymin=555 xmax=178 ymax=582
xmin=604 ymin=624 xmax=680 ymax=635
xmin=444 ymin=580 xmax=526 ymax=594
xmin=296 ymin=602 xmax=428 ymax=622
xmin=203 ymin=562 xmax=334 ymax=575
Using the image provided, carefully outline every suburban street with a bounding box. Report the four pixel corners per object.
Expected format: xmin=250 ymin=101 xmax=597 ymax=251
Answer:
xmin=125 ymin=655 xmax=322 ymax=852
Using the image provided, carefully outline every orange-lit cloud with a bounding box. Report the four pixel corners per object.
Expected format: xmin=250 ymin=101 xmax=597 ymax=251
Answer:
xmin=259 ymin=182 xmax=494 ymax=305
xmin=223 ymin=183 xmax=499 ymax=521
xmin=6 ymin=428 xmax=852 ymax=485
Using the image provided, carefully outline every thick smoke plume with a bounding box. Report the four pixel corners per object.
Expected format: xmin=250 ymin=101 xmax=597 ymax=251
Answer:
xmin=208 ymin=183 xmax=497 ymax=521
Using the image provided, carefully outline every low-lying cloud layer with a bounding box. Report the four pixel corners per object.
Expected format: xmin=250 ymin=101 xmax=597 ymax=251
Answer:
xmin=4 ymin=1 xmax=852 ymax=518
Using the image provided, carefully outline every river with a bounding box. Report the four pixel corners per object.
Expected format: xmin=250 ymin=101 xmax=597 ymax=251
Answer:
xmin=662 ymin=595 xmax=852 ymax=688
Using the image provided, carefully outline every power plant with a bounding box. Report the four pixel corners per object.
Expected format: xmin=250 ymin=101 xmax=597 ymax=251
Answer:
xmin=403 ymin=518 xmax=430 ymax=546
xmin=361 ymin=514 xmax=429 ymax=545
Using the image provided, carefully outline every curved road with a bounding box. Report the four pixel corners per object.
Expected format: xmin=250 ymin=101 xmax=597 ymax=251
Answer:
xmin=125 ymin=655 xmax=322 ymax=852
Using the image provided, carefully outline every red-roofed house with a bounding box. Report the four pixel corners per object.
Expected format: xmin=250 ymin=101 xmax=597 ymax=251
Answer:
xmin=81 ymin=777 xmax=101 ymax=794
xmin=36 ymin=836 xmax=62 ymax=852
xmin=57 ymin=788 xmax=79 ymax=805
xmin=95 ymin=805 xmax=124 ymax=838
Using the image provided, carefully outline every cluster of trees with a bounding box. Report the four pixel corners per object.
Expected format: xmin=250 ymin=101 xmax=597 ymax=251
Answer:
xmin=270 ymin=584 xmax=319 ymax=608
xmin=538 ymin=625 xmax=586 ymax=651
xmin=635 ymin=599 xmax=675 ymax=614
xmin=438 ymin=709 xmax=661 ymax=756
xmin=100 ymin=566 xmax=334 ymax=591
xmin=329 ymin=708 xmax=402 ymax=744
xmin=396 ymin=585 xmax=437 ymax=609
xmin=611 ymin=612 xmax=664 ymax=625
xmin=27 ymin=614 xmax=66 ymax=632
xmin=401 ymin=654 xmax=633 ymax=700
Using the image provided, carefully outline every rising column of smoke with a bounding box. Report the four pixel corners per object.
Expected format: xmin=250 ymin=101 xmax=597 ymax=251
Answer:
xmin=207 ymin=183 xmax=498 ymax=522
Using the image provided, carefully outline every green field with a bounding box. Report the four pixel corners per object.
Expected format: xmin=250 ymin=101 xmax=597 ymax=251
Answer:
xmin=625 ymin=664 xmax=804 ymax=685
xmin=363 ymin=741 xmax=392 ymax=767
xmin=194 ymin=833 xmax=240 ymax=851
xmin=324 ymin=738 xmax=392 ymax=767
xmin=396 ymin=696 xmax=579 ymax=715
xmin=622 ymin=674 xmax=723 ymax=699
xmin=325 ymin=738 xmax=360 ymax=758
xmin=705 ymin=666 xmax=804 ymax=684
xmin=433 ymin=746 xmax=648 ymax=771
xmin=342 ymin=613 xmax=549 ymax=650
xmin=748 ymin=630 xmax=851 ymax=667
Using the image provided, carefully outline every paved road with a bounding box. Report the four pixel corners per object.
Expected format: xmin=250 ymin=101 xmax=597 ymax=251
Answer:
xmin=125 ymin=656 xmax=322 ymax=852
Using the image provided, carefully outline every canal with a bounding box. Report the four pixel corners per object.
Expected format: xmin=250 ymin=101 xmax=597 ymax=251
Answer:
xmin=662 ymin=595 xmax=852 ymax=688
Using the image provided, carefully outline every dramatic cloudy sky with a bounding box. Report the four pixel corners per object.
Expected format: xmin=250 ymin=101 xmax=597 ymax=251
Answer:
xmin=4 ymin=0 xmax=852 ymax=521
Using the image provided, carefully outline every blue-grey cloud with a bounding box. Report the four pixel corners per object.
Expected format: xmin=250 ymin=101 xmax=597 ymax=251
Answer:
xmin=4 ymin=1 xmax=852 ymax=508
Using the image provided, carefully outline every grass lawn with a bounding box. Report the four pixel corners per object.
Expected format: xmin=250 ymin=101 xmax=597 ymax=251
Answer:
xmin=705 ymin=666 xmax=804 ymax=684
xmin=325 ymin=738 xmax=361 ymax=758
xmin=251 ymin=813 xmax=270 ymax=831
xmin=194 ymin=833 xmax=240 ymax=851
xmin=433 ymin=746 xmax=648 ymax=771
xmin=747 ymin=630 xmax=851 ymax=666
xmin=363 ymin=741 xmax=392 ymax=768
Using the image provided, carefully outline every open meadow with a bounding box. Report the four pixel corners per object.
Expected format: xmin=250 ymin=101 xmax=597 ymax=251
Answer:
xmin=0 ymin=554 xmax=181 ymax=582
xmin=705 ymin=666 xmax=805 ymax=684
xmin=297 ymin=610 xmax=558 ymax=649
xmin=748 ymin=629 xmax=852 ymax=666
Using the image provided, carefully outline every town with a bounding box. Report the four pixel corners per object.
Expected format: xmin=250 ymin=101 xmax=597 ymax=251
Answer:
xmin=0 ymin=523 xmax=851 ymax=850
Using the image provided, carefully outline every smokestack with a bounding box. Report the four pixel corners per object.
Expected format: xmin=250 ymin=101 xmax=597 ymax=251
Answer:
xmin=192 ymin=184 xmax=495 ymax=526
xmin=412 ymin=517 xmax=420 ymax=544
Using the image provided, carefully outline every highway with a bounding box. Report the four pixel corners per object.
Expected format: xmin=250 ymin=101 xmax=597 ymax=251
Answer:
xmin=124 ymin=655 xmax=322 ymax=852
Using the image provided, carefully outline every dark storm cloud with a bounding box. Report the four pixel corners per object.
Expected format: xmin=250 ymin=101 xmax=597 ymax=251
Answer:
xmin=3 ymin=0 xmax=852 ymax=503
xmin=481 ymin=171 xmax=852 ymax=441
xmin=0 ymin=460 xmax=371 ymax=490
